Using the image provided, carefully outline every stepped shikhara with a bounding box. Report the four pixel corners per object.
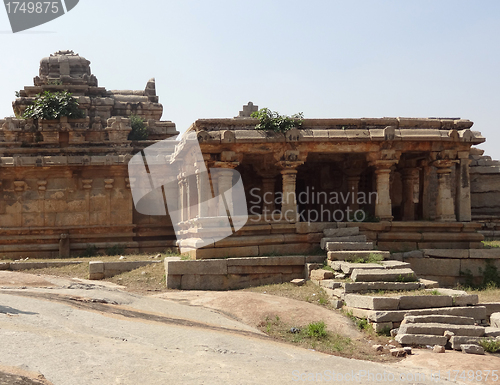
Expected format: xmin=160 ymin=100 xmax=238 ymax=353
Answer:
xmin=0 ymin=50 xmax=178 ymax=258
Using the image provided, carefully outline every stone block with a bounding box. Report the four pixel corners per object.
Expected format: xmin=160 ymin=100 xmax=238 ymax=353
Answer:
xmin=406 ymin=306 xmax=486 ymax=322
xmin=403 ymin=250 xmax=424 ymax=259
xmin=227 ymin=273 xmax=283 ymax=289
xmin=165 ymin=259 xmax=227 ymax=275
xmin=422 ymin=249 xmax=469 ymax=259
xmin=419 ymin=278 xmax=440 ymax=289
xmin=344 ymin=294 xmax=400 ymax=310
xmin=484 ymin=327 xmax=500 ymax=337
xmin=405 ymin=257 xmax=461 ymax=277
xmin=461 ymin=344 xmax=484 ymax=355
xmin=399 ymin=323 xmax=484 ymax=337
xmin=0 ymin=262 xmax=10 ymax=270
xmin=165 ymin=274 xmax=181 ymax=289
xmin=469 ymin=249 xmax=500 ymax=259
xmin=227 ymin=265 xmax=290 ymax=275
xmin=403 ymin=315 xmax=475 ymax=325
xmin=310 ymin=269 xmax=334 ymax=280
xmin=491 ymin=312 xmax=500 ymax=328
xmin=325 ymin=242 xmax=374 ymax=251
xmin=188 ymin=246 xmax=259 ymax=259
xmin=453 ymin=294 xmax=479 ymax=306
xmin=319 ymin=280 xmax=342 ymax=289
xmin=321 ymin=235 xmax=366 ymax=249
xmin=340 ymin=262 xmax=385 ymax=275
xmin=259 ymin=243 xmax=313 ymax=255
xmin=480 ymin=303 xmax=500 ymax=318
xmin=371 ymin=322 xmax=393 ymax=333
xmin=351 ymin=268 xmax=416 ymax=283
xmin=226 ymin=256 xmax=305 ymax=266
xmin=398 ymin=295 xmax=453 ymax=310
xmin=304 ymin=263 xmax=322 ymax=279
xmin=297 ymin=222 xmax=337 ymax=234
xmin=327 ymin=250 xmax=389 ymax=261
xmin=181 ymin=274 xmax=228 ymax=291
xmin=291 ymin=278 xmax=306 ymax=286
xmin=418 ymin=275 xmax=458 ymax=288
xmin=395 ymin=334 xmax=448 ymax=346
xmin=380 ymin=260 xmax=411 ymax=269
xmin=433 ymin=345 xmax=445 ymax=353
xmin=450 ymin=336 xmax=483 ymax=350
xmin=89 ymin=261 xmax=104 ymax=274
xmin=377 ymin=241 xmax=417 ymax=252
xmin=323 ymin=227 xmax=359 ymax=237
xmin=343 ymin=282 xmax=421 ymax=294
xmin=214 ymin=234 xmax=284 ymax=248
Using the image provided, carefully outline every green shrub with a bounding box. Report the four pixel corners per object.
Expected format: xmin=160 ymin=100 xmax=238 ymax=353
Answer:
xmin=251 ymin=108 xmax=303 ymax=133
xmin=128 ymin=114 xmax=149 ymax=140
xmin=478 ymin=338 xmax=500 ymax=353
xmin=80 ymin=244 xmax=99 ymax=258
xmin=306 ymin=321 xmax=328 ymax=339
xmin=22 ymin=91 xmax=85 ymax=120
xmin=106 ymin=244 xmax=125 ymax=256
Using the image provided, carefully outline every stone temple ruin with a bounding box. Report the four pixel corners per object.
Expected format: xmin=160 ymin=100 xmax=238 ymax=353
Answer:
xmin=2 ymin=51 xmax=500 ymax=291
xmin=0 ymin=50 xmax=179 ymax=258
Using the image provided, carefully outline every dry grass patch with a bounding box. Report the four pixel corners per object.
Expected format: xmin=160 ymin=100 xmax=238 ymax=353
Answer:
xmin=260 ymin=314 xmax=400 ymax=363
xmin=25 ymin=263 xmax=89 ymax=280
xmin=244 ymin=282 xmax=334 ymax=309
xmin=464 ymin=286 xmax=500 ymax=303
xmin=107 ymin=263 xmax=168 ymax=294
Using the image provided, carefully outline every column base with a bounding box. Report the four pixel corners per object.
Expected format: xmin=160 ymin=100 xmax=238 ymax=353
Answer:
xmin=435 ymin=215 xmax=456 ymax=222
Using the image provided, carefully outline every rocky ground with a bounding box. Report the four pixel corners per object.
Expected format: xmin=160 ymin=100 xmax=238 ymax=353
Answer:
xmin=0 ymin=270 xmax=499 ymax=384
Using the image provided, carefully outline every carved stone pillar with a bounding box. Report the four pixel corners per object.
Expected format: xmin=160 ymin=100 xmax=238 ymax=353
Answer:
xmin=456 ymin=153 xmax=471 ymax=222
xmin=434 ymin=160 xmax=457 ymax=222
xmin=346 ymin=176 xmax=361 ymax=211
xmin=196 ymin=168 xmax=210 ymax=218
xmin=401 ymin=168 xmax=419 ymax=221
xmin=276 ymin=160 xmax=304 ymax=223
xmin=177 ymin=174 xmax=186 ymax=223
xmin=281 ymin=169 xmax=298 ymax=222
xmin=371 ymin=160 xmax=397 ymax=221
xmin=261 ymin=177 xmax=276 ymax=214
xmin=217 ymin=169 xmax=236 ymax=216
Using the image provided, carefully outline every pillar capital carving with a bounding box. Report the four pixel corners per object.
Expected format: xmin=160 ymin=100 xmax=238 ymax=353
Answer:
xmin=275 ymin=160 xmax=304 ymax=170
xmin=369 ymin=159 xmax=398 ymax=170
xmin=433 ymin=159 xmax=457 ymax=172
xmin=212 ymin=161 xmax=240 ymax=169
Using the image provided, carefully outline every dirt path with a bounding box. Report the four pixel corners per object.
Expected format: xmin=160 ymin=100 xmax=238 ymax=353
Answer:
xmin=1 ymin=270 xmax=498 ymax=384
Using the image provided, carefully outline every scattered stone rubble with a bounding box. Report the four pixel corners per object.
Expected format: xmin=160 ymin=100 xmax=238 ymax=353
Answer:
xmin=309 ymin=226 xmax=500 ymax=353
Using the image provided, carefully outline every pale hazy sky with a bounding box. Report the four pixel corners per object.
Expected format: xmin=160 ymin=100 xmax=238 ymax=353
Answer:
xmin=1 ymin=1 xmax=499 ymax=158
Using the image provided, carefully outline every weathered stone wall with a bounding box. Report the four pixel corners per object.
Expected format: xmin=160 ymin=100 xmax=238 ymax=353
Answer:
xmin=469 ymin=148 xmax=500 ymax=237
xmin=164 ymin=256 xmax=309 ymax=290
xmin=0 ymin=51 xmax=179 ymax=258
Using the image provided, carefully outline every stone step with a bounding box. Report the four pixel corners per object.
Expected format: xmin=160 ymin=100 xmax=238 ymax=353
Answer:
xmin=351 ymin=268 xmax=417 ymax=283
xmin=330 ymin=260 xmax=411 ymax=275
xmin=330 ymin=261 xmax=384 ymax=274
xmin=398 ymin=323 xmax=484 ymax=337
xmin=343 ymin=281 xmax=421 ymax=294
xmin=450 ymin=336 xmax=483 ymax=350
xmin=320 ymin=235 xmax=367 ymax=249
xmin=344 ymin=306 xmax=487 ymax=324
xmin=395 ymin=334 xmax=448 ymax=346
xmin=325 ymin=242 xmax=374 ymax=252
xmin=380 ymin=260 xmax=411 ymax=269
xmin=327 ymin=250 xmax=390 ymax=261
xmin=323 ymin=227 xmax=359 ymax=237
xmin=318 ymin=279 xmax=342 ymax=290
xmin=403 ymin=315 xmax=476 ymax=326
xmin=344 ymin=294 xmax=400 ymax=310
xmin=399 ymin=294 xmax=454 ymax=310
xmin=485 ymin=327 xmax=500 ymax=337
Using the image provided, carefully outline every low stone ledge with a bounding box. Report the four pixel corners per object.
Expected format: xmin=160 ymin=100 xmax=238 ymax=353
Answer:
xmin=396 ymin=334 xmax=448 ymax=346
xmin=398 ymin=295 xmax=453 ymax=310
xmin=164 ymin=256 xmax=306 ymax=291
xmin=344 ymin=294 xmax=400 ymax=310
xmin=398 ymin=323 xmax=484 ymax=337
xmin=480 ymin=303 xmax=500 ymax=319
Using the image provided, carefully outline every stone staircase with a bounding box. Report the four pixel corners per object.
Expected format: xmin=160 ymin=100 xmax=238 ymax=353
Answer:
xmin=310 ymin=225 xmax=500 ymax=349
